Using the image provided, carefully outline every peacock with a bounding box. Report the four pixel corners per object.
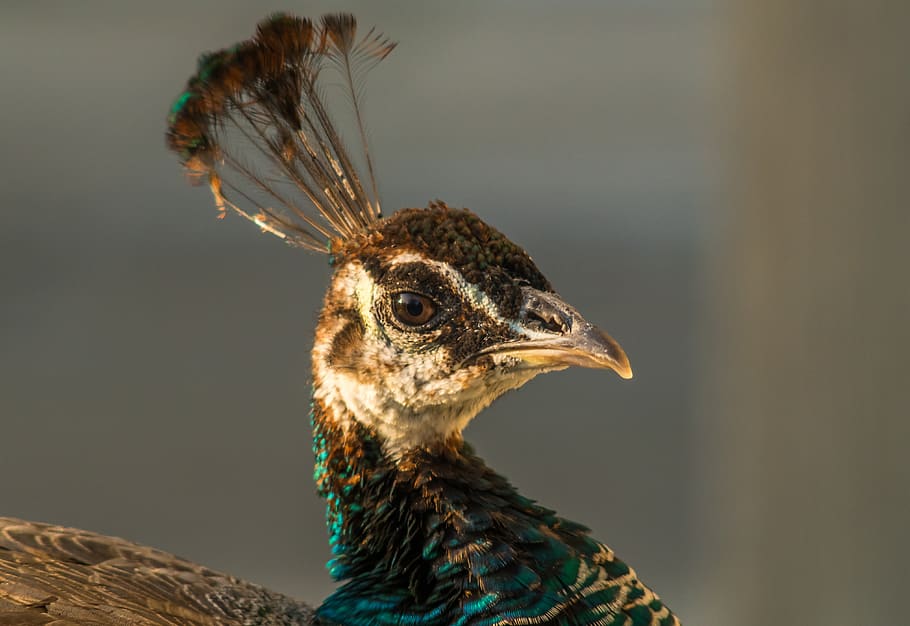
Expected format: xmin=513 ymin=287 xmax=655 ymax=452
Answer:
xmin=0 ymin=13 xmax=680 ymax=626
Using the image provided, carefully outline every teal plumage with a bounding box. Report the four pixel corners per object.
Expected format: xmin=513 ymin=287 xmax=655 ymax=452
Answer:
xmin=312 ymin=397 xmax=678 ymax=626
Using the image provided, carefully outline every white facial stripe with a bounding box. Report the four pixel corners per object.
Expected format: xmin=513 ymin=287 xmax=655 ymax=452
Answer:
xmin=385 ymin=251 xmax=554 ymax=341
xmin=387 ymin=251 xmax=505 ymax=321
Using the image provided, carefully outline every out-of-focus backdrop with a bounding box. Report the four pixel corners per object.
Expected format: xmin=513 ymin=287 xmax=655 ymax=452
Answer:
xmin=1 ymin=2 xmax=907 ymax=624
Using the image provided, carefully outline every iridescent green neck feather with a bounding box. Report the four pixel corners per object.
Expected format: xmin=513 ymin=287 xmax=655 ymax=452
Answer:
xmin=311 ymin=398 xmax=677 ymax=626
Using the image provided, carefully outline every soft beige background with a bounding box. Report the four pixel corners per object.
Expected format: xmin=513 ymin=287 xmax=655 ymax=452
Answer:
xmin=2 ymin=2 xmax=906 ymax=625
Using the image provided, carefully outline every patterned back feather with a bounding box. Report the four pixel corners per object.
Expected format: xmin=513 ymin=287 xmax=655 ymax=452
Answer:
xmin=167 ymin=13 xmax=395 ymax=251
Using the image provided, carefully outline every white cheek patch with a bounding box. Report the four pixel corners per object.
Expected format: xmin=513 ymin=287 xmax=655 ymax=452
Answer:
xmin=353 ymin=269 xmax=377 ymax=334
xmin=328 ymin=261 xmax=378 ymax=336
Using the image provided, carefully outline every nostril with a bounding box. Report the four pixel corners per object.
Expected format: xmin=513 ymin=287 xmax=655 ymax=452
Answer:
xmin=527 ymin=310 xmax=567 ymax=334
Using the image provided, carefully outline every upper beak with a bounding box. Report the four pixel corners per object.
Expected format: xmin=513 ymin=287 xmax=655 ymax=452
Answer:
xmin=472 ymin=287 xmax=633 ymax=380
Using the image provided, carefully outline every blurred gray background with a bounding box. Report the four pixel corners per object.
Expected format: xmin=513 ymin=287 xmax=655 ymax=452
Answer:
xmin=1 ymin=2 xmax=907 ymax=625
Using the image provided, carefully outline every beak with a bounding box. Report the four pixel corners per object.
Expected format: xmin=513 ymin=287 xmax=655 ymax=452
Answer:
xmin=472 ymin=288 xmax=633 ymax=380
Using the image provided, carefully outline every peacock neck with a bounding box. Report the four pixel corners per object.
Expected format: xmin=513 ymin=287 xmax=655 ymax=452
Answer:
xmin=311 ymin=396 xmax=520 ymax=581
xmin=310 ymin=396 xmax=609 ymax=626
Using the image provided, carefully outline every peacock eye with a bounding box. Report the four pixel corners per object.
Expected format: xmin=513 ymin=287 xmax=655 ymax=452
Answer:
xmin=392 ymin=292 xmax=437 ymax=327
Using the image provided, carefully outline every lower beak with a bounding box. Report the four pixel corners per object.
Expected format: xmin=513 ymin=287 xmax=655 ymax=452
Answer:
xmin=472 ymin=288 xmax=633 ymax=380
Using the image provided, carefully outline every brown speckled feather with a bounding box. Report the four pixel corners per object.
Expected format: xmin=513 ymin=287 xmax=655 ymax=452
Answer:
xmin=0 ymin=518 xmax=314 ymax=625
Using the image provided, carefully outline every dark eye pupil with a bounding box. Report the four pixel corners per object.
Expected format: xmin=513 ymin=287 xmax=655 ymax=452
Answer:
xmin=393 ymin=292 xmax=436 ymax=326
xmin=405 ymin=296 xmax=423 ymax=317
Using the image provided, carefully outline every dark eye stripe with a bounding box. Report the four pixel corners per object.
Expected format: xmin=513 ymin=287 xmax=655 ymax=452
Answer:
xmin=392 ymin=292 xmax=437 ymax=326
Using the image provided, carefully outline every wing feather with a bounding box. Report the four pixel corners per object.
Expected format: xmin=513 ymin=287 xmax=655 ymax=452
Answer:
xmin=0 ymin=518 xmax=313 ymax=625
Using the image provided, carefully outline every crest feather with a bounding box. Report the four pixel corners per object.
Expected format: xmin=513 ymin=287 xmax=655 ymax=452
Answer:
xmin=166 ymin=13 xmax=396 ymax=251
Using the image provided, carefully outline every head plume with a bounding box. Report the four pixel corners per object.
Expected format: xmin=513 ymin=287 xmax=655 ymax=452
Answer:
xmin=166 ymin=13 xmax=396 ymax=252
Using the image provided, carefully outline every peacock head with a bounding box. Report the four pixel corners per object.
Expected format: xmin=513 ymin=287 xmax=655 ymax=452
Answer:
xmin=165 ymin=13 xmax=630 ymax=456
xmin=311 ymin=202 xmax=631 ymax=454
